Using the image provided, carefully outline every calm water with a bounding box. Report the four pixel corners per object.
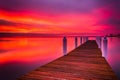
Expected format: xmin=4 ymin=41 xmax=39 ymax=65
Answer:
xmin=0 ymin=37 xmax=120 ymax=80
xmin=106 ymin=37 xmax=120 ymax=79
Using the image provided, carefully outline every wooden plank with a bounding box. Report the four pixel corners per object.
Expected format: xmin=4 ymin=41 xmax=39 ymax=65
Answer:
xmin=18 ymin=40 xmax=118 ymax=80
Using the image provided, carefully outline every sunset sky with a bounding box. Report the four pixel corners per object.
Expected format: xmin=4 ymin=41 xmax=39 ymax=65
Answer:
xmin=0 ymin=0 xmax=120 ymax=35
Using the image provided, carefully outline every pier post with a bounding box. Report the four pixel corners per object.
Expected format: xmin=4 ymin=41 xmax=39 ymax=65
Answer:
xmin=96 ymin=36 xmax=102 ymax=48
xmin=63 ymin=37 xmax=67 ymax=55
xmin=86 ymin=36 xmax=88 ymax=42
xmin=84 ymin=36 xmax=88 ymax=42
xmin=83 ymin=36 xmax=85 ymax=43
xmin=103 ymin=37 xmax=108 ymax=58
xmin=75 ymin=37 xmax=78 ymax=48
xmin=80 ymin=37 xmax=82 ymax=45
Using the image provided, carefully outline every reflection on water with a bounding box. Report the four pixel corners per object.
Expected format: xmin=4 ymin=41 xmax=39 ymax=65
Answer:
xmin=75 ymin=37 xmax=78 ymax=48
xmin=0 ymin=37 xmax=79 ymax=80
xmin=100 ymin=37 xmax=120 ymax=79
xmin=0 ymin=37 xmax=62 ymax=80
xmin=0 ymin=37 xmax=120 ymax=80
xmin=96 ymin=36 xmax=102 ymax=49
xmin=102 ymin=37 xmax=108 ymax=58
xmin=0 ymin=38 xmax=63 ymax=64
xmin=80 ymin=37 xmax=82 ymax=45
xmin=63 ymin=37 xmax=67 ymax=55
xmin=107 ymin=37 xmax=120 ymax=79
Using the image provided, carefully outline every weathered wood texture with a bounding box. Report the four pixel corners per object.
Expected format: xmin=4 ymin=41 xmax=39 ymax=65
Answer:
xmin=19 ymin=40 xmax=118 ymax=80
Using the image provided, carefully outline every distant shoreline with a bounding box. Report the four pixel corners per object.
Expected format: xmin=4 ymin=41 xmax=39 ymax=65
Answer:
xmin=0 ymin=33 xmax=120 ymax=38
xmin=0 ymin=33 xmax=103 ymax=38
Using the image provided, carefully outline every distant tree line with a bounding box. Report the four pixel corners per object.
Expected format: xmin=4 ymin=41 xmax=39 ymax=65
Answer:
xmin=107 ymin=33 xmax=120 ymax=37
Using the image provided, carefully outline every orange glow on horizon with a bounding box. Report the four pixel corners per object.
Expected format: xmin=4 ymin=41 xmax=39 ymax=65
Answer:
xmin=0 ymin=9 xmax=109 ymax=35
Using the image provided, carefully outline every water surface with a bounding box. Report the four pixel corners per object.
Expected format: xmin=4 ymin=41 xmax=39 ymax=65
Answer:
xmin=0 ymin=37 xmax=120 ymax=80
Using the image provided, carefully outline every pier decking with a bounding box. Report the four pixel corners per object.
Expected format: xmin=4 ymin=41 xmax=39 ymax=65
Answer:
xmin=19 ymin=40 xmax=118 ymax=80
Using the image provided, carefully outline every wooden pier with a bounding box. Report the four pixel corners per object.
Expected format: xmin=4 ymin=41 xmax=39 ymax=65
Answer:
xmin=19 ymin=40 xmax=118 ymax=80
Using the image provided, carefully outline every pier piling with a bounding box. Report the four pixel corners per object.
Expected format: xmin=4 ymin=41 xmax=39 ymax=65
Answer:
xmin=63 ymin=37 xmax=67 ymax=55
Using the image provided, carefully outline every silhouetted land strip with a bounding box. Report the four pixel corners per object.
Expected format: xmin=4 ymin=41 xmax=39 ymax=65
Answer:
xmin=19 ymin=40 xmax=118 ymax=80
xmin=0 ymin=33 xmax=60 ymax=38
xmin=0 ymin=33 xmax=103 ymax=38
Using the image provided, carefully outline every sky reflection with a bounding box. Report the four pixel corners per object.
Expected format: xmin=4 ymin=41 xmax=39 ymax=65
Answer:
xmin=0 ymin=38 xmax=64 ymax=64
xmin=0 ymin=37 xmax=120 ymax=80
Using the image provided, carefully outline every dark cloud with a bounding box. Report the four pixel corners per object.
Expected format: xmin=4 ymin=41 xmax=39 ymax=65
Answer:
xmin=102 ymin=17 xmax=120 ymax=29
xmin=0 ymin=19 xmax=51 ymax=29
xmin=0 ymin=19 xmax=17 ymax=26
xmin=97 ymin=16 xmax=120 ymax=31
xmin=108 ymin=18 xmax=120 ymax=29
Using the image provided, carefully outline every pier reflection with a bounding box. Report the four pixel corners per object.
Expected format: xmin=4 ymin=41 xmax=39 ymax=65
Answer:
xmin=83 ymin=36 xmax=88 ymax=43
xmin=96 ymin=36 xmax=102 ymax=48
xmin=75 ymin=37 xmax=78 ymax=48
xmin=102 ymin=37 xmax=108 ymax=58
xmin=80 ymin=37 xmax=82 ymax=45
xmin=63 ymin=37 xmax=67 ymax=55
